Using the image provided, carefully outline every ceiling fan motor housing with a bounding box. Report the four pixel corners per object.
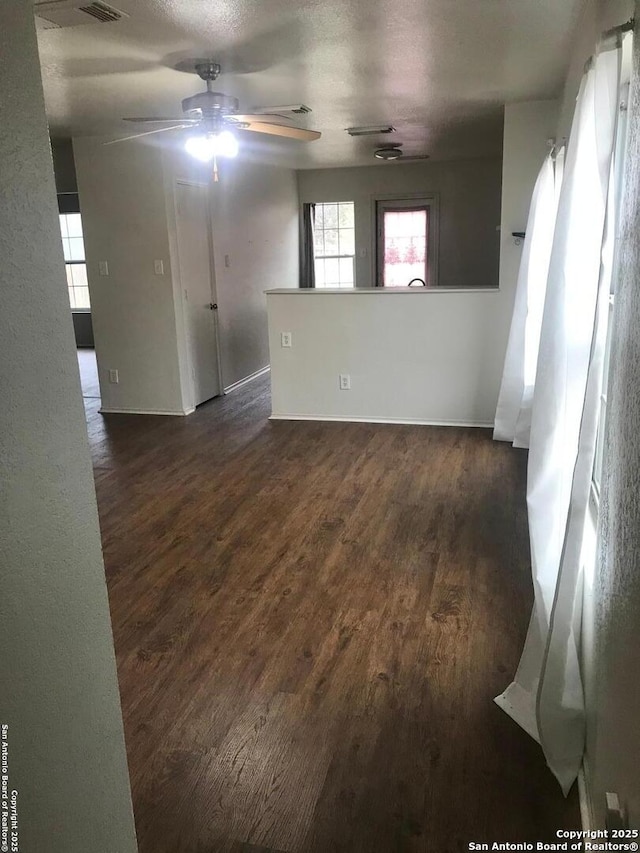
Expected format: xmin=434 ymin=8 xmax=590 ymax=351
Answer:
xmin=181 ymin=91 xmax=240 ymax=116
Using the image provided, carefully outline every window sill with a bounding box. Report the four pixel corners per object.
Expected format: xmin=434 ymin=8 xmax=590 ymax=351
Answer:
xmin=266 ymin=287 xmax=500 ymax=295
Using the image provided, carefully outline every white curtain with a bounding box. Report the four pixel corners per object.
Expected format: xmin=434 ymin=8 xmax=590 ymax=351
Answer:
xmin=495 ymin=41 xmax=623 ymax=794
xmin=494 ymin=152 xmax=563 ymax=448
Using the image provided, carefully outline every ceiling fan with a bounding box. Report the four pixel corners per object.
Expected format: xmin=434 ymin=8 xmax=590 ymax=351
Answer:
xmin=106 ymin=59 xmax=321 ymax=172
xmin=373 ymin=144 xmax=429 ymax=162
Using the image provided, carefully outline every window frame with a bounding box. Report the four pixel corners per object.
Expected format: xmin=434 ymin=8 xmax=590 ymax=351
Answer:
xmin=64 ymin=261 xmax=91 ymax=312
xmin=373 ymin=193 xmax=440 ymax=288
xmin=59 ymin=211 xmax=90 ymax=311
xmin=590 ymin=80 xmax=630 ymax=514
xmin=311 ymin=201 xmax=356 ymax=289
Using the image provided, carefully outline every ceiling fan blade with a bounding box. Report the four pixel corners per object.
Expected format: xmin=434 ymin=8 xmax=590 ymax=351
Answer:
xmin=228 ymin=113 xmax=294 ymax=124
xmin=399 ymin=155 xmax=430 ymax=161
xmin=235 ymin=121 xmax=321 ymax=142
xmin=103 ymin=124 xmax=192 ymax=146
xmin=123 ymin=117 xmax=199 ymax=124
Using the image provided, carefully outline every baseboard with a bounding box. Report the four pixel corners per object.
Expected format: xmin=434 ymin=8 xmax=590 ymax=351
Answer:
xmin=269 ymin=413 xmax=493 ymax=428
xmin=578 ymin=761 xmax=596 ymax=831
xmin=99 ymin=406 xmax=194 ymax=416
xmin=224 ymin=365 xmax=270 ymax=394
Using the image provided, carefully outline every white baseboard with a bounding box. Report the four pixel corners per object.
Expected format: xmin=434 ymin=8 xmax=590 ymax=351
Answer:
xmin=99 ymin=406 xmax=194 ymax=416
xmin=578 ymin=761 xmax=596 ymax=831
xmin=269 ymin=413 xmax=493 ymax=428
xmin=224 ymin=365 xmax=270 ymax=394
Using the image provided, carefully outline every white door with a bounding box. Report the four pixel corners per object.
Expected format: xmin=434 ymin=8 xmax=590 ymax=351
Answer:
xmin=376 ymin=197 xmax=438 ymax=287
xmin=175 ymin=181 xmax=221 ymax=406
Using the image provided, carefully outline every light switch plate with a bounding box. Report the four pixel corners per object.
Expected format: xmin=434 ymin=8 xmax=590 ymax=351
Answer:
xmin=154 ymin=259 xmax=164 ymax=275
xmin=99 ymin=260 xmax=109 ymax=276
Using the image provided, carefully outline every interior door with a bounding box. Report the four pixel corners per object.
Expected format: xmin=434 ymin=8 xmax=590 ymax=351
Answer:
xmin=175 ymin=181 xmax=221 ymax=406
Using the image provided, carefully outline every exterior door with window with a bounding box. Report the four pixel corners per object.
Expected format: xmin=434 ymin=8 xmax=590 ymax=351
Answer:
xmin=376 ymin=198 xmax=438 ymax=287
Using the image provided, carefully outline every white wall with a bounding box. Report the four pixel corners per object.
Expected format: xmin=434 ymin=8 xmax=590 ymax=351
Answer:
xmin=74 ymin=138 xmax=299 ymax=409
xmin=270 ymin=104 xmax=555 ymax=426
xmin=268 ymin=289 xmax=509 ymax=425
xmin=297 ymin=158 xmax=502 ymax=289
xmin=74 ymin=138 xmax=187 ymax=414
xmin=498 ymin=101 xmax=559 ymax=302
xmin=207 ymin=158 xmax=299 ymax=388
xmin=0 ymin=2 xmax=137 ymax=850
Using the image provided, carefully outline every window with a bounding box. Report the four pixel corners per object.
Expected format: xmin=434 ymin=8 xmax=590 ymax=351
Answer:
xmin=591 ymin=81 xmax=629 ymax=504
xmin=592 ymin=295 xmax=615 ymax=498
xmin=313 ymin=202 xmax=355 ymax=288
xmin=376 ymin=197 xmax=438 ymax=287
xmin=59 ymin=213 xmax=90 ymax=310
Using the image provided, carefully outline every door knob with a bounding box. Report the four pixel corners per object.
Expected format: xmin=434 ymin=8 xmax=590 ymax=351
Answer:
xmin=209 ymin=303 xmax=218 ymax=310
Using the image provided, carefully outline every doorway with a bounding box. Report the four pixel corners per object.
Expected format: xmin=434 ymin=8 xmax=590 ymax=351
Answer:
xmin=174 ymin=181 xmax=221 ymax=407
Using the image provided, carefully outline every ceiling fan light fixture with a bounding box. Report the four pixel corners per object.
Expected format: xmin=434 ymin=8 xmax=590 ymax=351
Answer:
xmin=374 ymin=146 xmax=403 ymax=160
xmin=185 ymin=130 xmax=238 ymax=162
xmin=214 ymin=130 xmax=239 ymax=158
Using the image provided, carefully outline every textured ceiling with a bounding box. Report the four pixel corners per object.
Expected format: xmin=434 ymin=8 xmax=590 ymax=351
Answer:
xmin=36 ymin=0 xmax=588 ymax=168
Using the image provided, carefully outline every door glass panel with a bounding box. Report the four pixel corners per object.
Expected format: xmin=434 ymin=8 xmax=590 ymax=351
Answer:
xmin=382 ymin=209 xmax=428 ymax=287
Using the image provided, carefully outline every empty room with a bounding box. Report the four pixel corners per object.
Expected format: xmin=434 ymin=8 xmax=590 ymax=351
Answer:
xmin=2 ymin=0 xmax=640 ymax=851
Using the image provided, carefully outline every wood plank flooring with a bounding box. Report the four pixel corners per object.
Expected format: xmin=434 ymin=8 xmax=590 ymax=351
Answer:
xmin=77 ymin=347 xmax=101 ymax=399
xmin=85 ymin=375 xmax=580 ymax=852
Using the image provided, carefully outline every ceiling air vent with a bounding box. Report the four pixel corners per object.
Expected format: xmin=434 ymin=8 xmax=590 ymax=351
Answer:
xmin=35 ymin=0 xmax=128 ymax=29
xmin=253 ymin=105 xmax=312 ymax=116
xmin=78 ymin=2 xmax=124 ymax=22
xmin=347 ymin=125 xmax=396 ymax=137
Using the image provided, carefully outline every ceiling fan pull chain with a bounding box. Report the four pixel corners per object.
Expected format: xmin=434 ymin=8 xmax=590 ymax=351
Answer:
xmin=213 ymin=152 xmax=219 ymax=183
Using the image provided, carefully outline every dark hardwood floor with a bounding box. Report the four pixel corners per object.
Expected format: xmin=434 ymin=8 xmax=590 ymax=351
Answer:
xmin=77 ymin=347 xmax=101 ymax=399
xmin=85 ymin=375 xmax=580 ymax=852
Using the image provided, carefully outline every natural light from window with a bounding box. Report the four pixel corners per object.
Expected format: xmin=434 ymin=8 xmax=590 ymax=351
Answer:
xmin=313 ymin=202 xmax=355 ymax=288
xmin=382 ymin=209 xmax=428 ymax=287
xmin=59 ymin=213 xmax=90 ymax=309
